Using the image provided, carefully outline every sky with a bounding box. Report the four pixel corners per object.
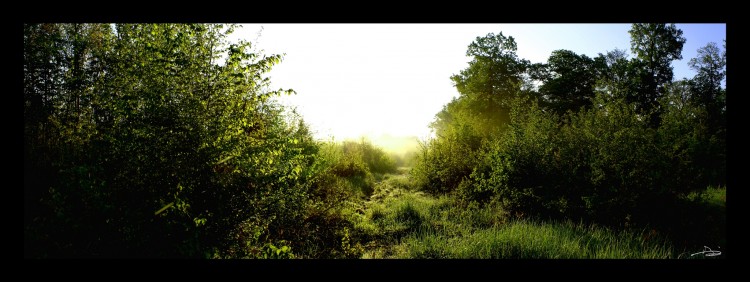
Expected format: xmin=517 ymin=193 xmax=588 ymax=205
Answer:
xmin=228 ymin=24 xmax=726 ymax=148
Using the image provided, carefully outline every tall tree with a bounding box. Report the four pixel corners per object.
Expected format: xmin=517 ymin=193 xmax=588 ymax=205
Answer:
xmin=416 ymin=32 xmax=529 ymax=195
xmin=595 ymin=49 xmax=632 ymax=99
xmin=628 ymin=23 xmax=686 ymax=125
xmin=688 ymin=41 xmax=726 ymax=130
xmin=444 ymin=32 xmax=529 ymax=136
xmin=24 ymin=23 xmax=67 ymax=230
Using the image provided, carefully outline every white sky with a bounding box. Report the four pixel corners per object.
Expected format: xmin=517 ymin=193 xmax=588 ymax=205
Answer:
xmin=229 ymin=24 xmax=726 ymax=144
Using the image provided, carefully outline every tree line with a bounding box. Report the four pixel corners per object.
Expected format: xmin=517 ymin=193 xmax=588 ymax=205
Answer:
xmin=412 ymin=24 xmax=725 ymax=246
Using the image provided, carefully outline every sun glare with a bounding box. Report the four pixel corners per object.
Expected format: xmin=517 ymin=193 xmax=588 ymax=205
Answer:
xmin=237 ymin=23 xmax=726 ymax=154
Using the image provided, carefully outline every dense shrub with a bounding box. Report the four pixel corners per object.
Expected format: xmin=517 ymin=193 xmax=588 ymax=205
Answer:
xmin=411 ymin=124 xmax=482 ymax=195
xmin=23 ymin=24 xmax=360 ymax=259
xmin=465 ymin=94 xmax=711 ymax=226
xmin=344 ymin=139 xmax=398 ymax=175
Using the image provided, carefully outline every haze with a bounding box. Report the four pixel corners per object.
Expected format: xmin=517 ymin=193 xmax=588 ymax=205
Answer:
xmin=230 ymin=24 xmax=725 ymax=152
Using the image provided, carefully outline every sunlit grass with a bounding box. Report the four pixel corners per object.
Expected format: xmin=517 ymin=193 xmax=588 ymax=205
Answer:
xmin=686 ymin=185 xmax=726 ymax=208
xmin=353 ymin=183 xmax=675 ymax=259
xmin=348 ymin=169 xmax=732 ymax=259
xmin=672 ymin=185 xmax=726 ymax=256
xmin=400 ymin=219 xmax=674 ymax=259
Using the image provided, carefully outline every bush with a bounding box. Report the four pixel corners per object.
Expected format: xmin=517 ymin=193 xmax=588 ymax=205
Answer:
xmin=411 ymin=124 xmax=482 ymax=195
xmin=466 ymin=95 xmax=688 ymax=226
xmin=345 ymin=139 xmax=398 ymax=174
xmin=23 ymin=24 xmax=363 ymax=258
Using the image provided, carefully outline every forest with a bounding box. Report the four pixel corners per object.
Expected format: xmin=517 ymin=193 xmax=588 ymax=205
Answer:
xmin=24 ymin=23 xmax=725 ymax=258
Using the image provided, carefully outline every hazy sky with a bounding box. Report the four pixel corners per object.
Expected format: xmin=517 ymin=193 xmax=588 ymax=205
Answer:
xmin=230 ymin=24 xmax=726 ymax=142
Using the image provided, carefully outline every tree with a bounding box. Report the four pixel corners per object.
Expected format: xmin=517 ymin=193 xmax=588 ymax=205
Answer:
xmin=447 ymin=32 xmax=529 ymax=135
xmin=688 ymin=42 xmax=726 ymax=131
xmin=628 ymin=23 xmax=686 ymax=125
xmin=683 ymin=41 xmax=727 ymax=187
xmin=414 ymin=32 xmax=532 ymax=195
xmin=534 ymin=49 xmax=604 ymax=116
xmin=24 ymin=24 xmax=115 ymax=246
xmin=595 ymin=49 xmax=631 ymax=99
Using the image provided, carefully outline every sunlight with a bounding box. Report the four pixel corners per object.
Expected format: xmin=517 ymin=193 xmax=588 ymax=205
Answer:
xmin=234 ymin=24 xmax=724 ymax=146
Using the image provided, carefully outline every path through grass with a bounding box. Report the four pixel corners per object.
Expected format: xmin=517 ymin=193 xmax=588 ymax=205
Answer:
xmin=350 ymin=168 xmax=680 ymax=259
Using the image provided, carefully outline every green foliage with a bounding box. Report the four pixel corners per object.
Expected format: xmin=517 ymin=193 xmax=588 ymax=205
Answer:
xmin=461 ymin=88 xmax=725 ymax=231
xmin=413 ymin=32 xmax=533 ymax=197
xmin=628 ymin=23 xmax=686 ymax=126
xmin=370 ymin=26 xmax=722 ymax=259
xmin=687 ymin=42 xmax=726 ymax=155
xmin=23 ymin=23 xmax=354 ymax=259
xmin=440 ymin=32 xmax=528 ymax=137
xmin=464 ymin=97 xmax=563 ymax=209
xmin=320 ymin=139 xmax=398 ymax=198
xmin=686 ymin=186 xmax=725 ymax=209
xmin=629 ymin=23 xmax=686 ymax=86
xmin=355 ymin=139 xmax=398 ymax=175
xmin=412 ymin=26 xmax=724 ymax=253
xmin=531 ymin=49 xmax=604 ymax=116
xmin=451 ymin=32 xmax=528 ymax=108
xmin=354 ymin=188 xmax=673 ymax=259
xmin=411 ymin=126 xmax=481 ymax=195
xmin=595 ymin=49 xmax=637 ymax=100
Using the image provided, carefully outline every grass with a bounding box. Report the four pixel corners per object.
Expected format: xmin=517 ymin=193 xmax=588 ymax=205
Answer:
xmin=359 ymin=191 xmax=673 ymax=258
xmin=671 ymin=185 xmax=726 ymax=256
xmin=400 ymin=219 xmax=673 ymax=259
xmin=686 ymin=185 xmax=726 ymax=208
xmin=348 ymin=171 xmax=724 ymax=259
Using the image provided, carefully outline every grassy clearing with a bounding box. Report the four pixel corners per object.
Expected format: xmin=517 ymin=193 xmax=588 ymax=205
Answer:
xmin=672 ymin=185 xmax=726 ymax=255
xmin=686 ymin=185 xmax=726 ymax=208
xmin=400 ymin=219 xmax=673 ymax=259
xmin=348 ymin=169 xmax=724 ymax=259
xmin=351 ymin=177 xmax=678 ymax=259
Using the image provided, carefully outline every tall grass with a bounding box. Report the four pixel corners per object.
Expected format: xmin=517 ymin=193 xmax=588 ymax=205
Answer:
xmin=671 ymin=185 xmax=726 ymax=254
xmin=353 ymin=187 xmax=676 ymax=259
xmin=401 ymin=219 xmax=674 ymax=259
xmin=686 ymin=185 xmax=726 ymax=208
xmin=352 ymin=190 xmax=491 ymax=258
xmin=351 ymin=174 xmax=726 ymax=259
